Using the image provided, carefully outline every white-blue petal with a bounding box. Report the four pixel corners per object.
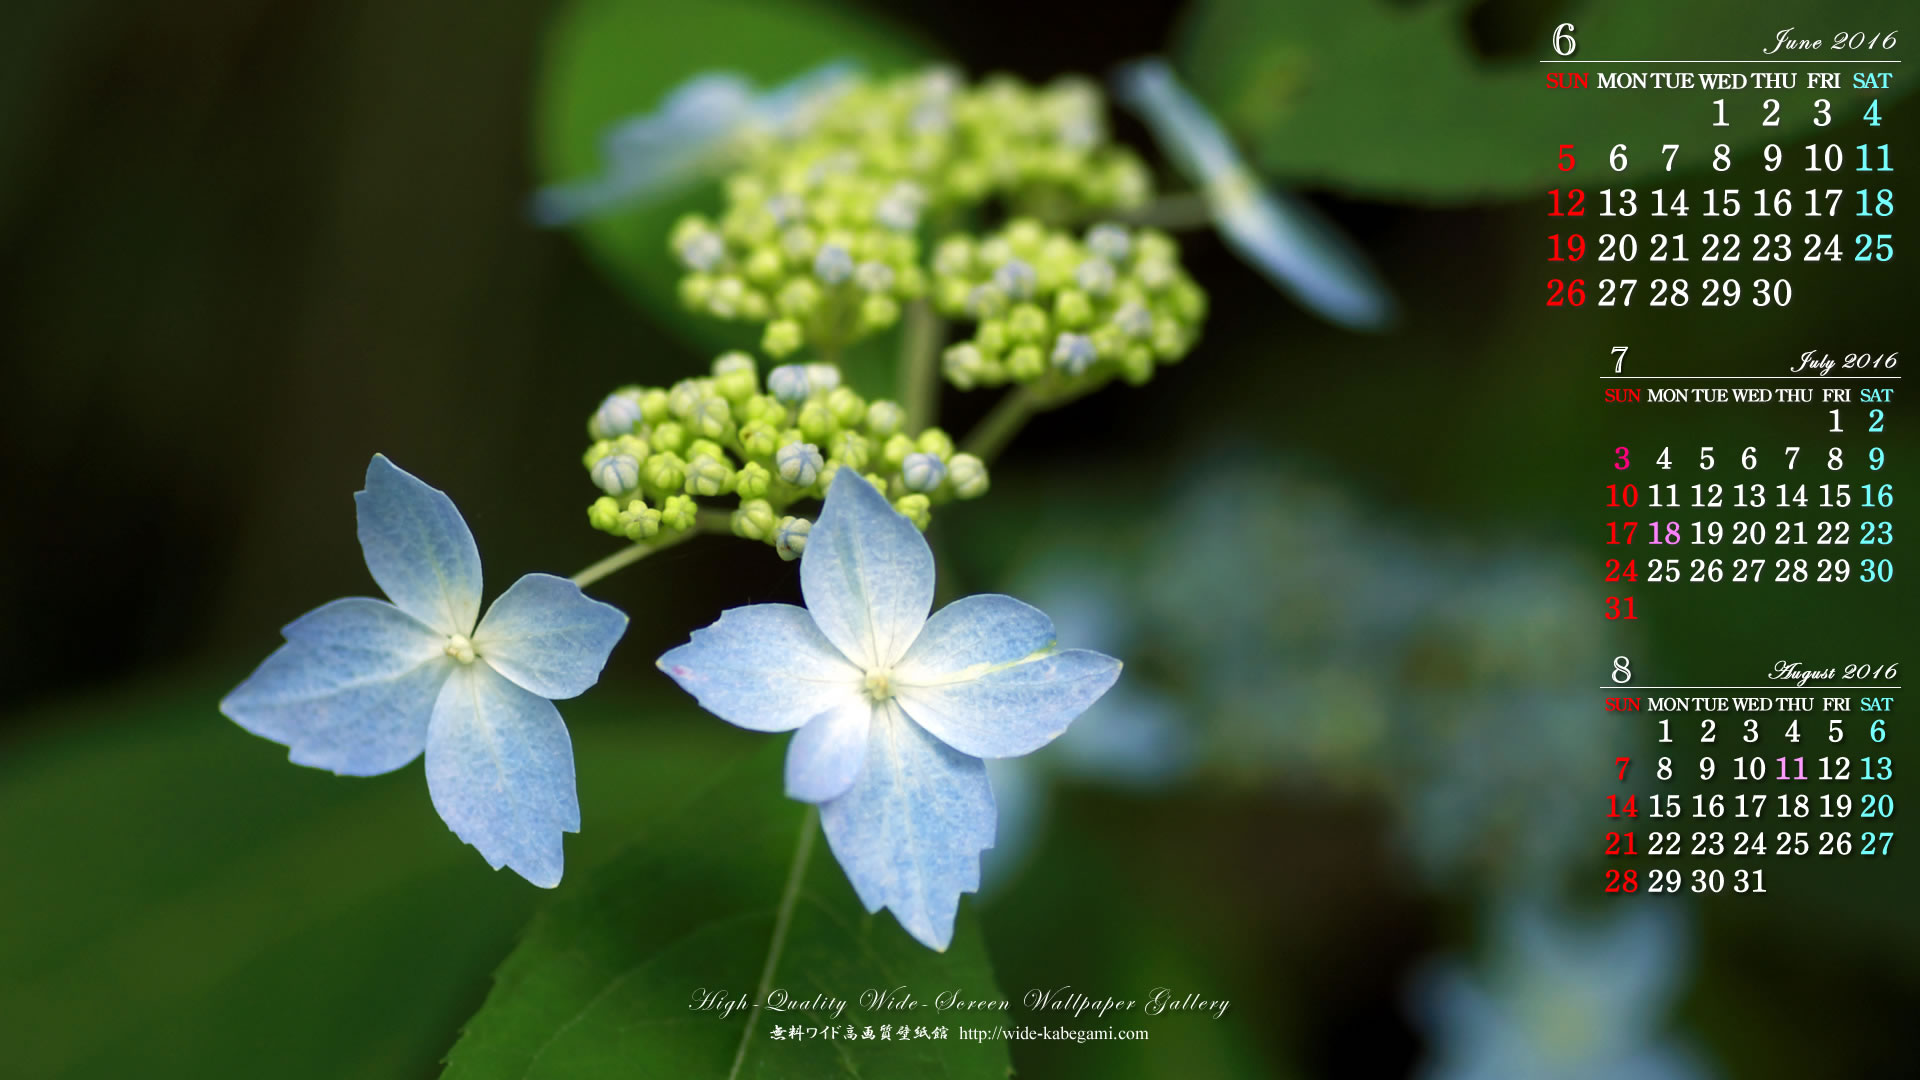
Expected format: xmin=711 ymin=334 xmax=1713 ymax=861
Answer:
xmin=472 ymin=573 xmax=628 ymax=700
xmin=889 ymin=594 xmax=1119 ymax=758
xmin=354 ymin=454 xmax=484 ymax=636
xmin=1113 ymin=58 xmax=1396 ymax=331
xmin=1212 ymin=188 xmax=1398 ymax=332
xmin=752 ymin=59 xmax=860 ymax=133
xmin=895 ymin=649 xmax=1121 ymax=760
xmin=657 ymin=603 xmax=864 ymax=732
xmin=802 ymin=469 xmax=934 ymax=670
xmin=531 ymin=72 xmax=756 ymax=225
xmin=819 ymin=705 xmax=995 ymax=951
xmin=424 ymin=663 xmax=579 ymax=888
xmin=784 ymin=699 xmax=875 ymax=803
xmin=220 ymin=597 xmax=451 ymax=776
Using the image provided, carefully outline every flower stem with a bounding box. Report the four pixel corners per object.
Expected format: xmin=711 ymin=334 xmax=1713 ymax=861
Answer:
xmin=900 ymin=299 xmax=943 ymax=432
xmin=728 ymin=805 xmax=818 ymax=1080
xmin=1115 ymin=190 xmax=1213 ymax=230
xmin=568 ymin=512 xmax=733 ymax=589
xmin=959 ymin=385 xmax=1045 ymax=465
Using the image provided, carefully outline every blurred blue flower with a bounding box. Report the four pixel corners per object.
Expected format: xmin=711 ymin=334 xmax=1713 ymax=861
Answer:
xmin=533 ymin=61 xmax=858 ymax=225
xmin=221 ymin=455 xmax=628 ymax=887
xmin=1410 ymin=901 xmax=1715 ymax=1080
xmin=1114 ymin=58 xmax=1397 ymax=331
xmin=657 ymin=470 xmax=1121 ymax=950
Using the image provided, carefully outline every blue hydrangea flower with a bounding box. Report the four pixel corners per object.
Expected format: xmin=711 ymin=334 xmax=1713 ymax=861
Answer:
xmin=220 ymin=455 xmax=627 ymax=887
xmin=657 ymin=470 xmax=1121 ymax=950
xmin=533 ymin=61 xmax=858 ymax=225
xmin=1114 ymin=58 xmax=1397 ymax=331
xmin=1409 ymin=902 xmax=1715 ymax=1080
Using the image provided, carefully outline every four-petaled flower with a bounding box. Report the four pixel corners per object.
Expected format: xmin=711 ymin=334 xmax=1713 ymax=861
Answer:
xmin=657 ymin=470 xmax=1122 ymax=950
xmin=533 ymin=61 xmax=858 ymax=225
xmin=1114 ymin=57 xmax=1398 ymax=332
xmin=220 ymin=455 xmax=627 ymax=887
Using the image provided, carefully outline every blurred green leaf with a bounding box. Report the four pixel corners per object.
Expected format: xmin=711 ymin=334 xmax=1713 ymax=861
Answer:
xmin=533 ymin=0 xmax=929 ymax=384
xmin=0 ymin=673 xmax=743 ymax=1079
xmin=1174 ymin=0 xmax=1912 ymax=202
xmin=444 ymin=741 xmax=1011 ymax=1078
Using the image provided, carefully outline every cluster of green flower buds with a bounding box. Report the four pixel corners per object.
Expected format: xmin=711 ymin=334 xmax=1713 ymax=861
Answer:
xmin=932 ymin=219 xmax=1206 ymax=390
xmin=670 ymin=68 xmax=1158 ymax=361
xmin=583 ymin=352 xmax=990 ymax=558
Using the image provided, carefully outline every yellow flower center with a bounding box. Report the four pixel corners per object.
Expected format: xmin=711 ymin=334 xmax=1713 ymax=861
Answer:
xmin=864 ymin=670 xmax=894 ymax=703
xmin=445 ymin=634 xmax=477 ymax=664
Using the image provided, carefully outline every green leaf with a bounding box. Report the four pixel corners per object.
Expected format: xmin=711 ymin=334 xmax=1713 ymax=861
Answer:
xmin=532 ymin=0 xmax=929 ymax=369
xmin=0 ymin=674 xmax=741 ymax=1079
xmin=444 ymin=740 xmax=1013 ymax=1079
xmin=1174 ymin=0 xmax=1913 ymax=202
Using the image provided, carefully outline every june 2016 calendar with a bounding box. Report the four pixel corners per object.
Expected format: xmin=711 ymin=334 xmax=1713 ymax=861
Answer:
xmin=1 ymin=2 xmax=1908 ymax=1078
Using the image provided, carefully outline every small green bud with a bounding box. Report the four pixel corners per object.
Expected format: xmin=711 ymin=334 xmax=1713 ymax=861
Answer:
xmin=829 ymin=430 xmax=872 ymax=471
xmin=943 ymin=342 xmax=988 ymax=390
xmin=684 ymin=438 xmax=728 ymax=465
xmin=1090 ymin=324 xmax=1128 ymax=360
xmin=679 ymin=272 xmax=715 ymax=310
xmin=948 ymin=453 xmax=989 ymax=499
xmin=1134 ymin=255 xmax=1177 ymax=293
xmin=965 ymin=284 xmax=1009 ymax=319
xmin=826 ymin=386 xmax=866 ymax=427
xmin=762 ymin=319 xmax=804 ymax=358
xmin=744 ymin=247 xmax=784 ymax=287
xmin=874 ymin=181 xmax=925 ymax=231
xmin=900 ymin=452 xmax=947 ymax=493
xmin=638 ymin=388 xmax=672 ymax=425
xmin=881 ymin=432 xmax=915 ymax=469
xmin=813 ymin=243 xmax=854 ymax=285
xmin=650 ymin=421 xmax=687 ymax=455
xmin=1006 ymin=303 xmax=1049 ymax=346
xmin=1006 ymin=344 xmax=1046 ymax=381
xmin=1134 ymin=229 xmax=1178 ymax=263
xmin=976 ymin=319 xmax=1009 ymax=356
xmin=935 ymin=277 xmax=972 ymax=315
xmin=915 ymin=427 xmax=955 ymax=460
xmin=777 ymin=276 xmax=823 ymax=319
xmin=738 ymin=419 xmax=780 ymax=459
xmin=767 ymin=364 xmax=810 ymax=405
xmin=780 ymin=225 xmax=818 ymax=263
xmin=1120 ymin=344 xmax=1156 ymax=385
xmin=588 ymin=392 xmax=643 ymax=439
xmin=1053 ymin=289 xmax=1094 ymax=330
xmin=860 ymin=294 xmax=900 ymax=332
xmin=804 ymin=363 xmax=842 ymax=393
xmin=684 ymin=454 xmax=734 ymax=497
xmin=894 ymin=493 xmax=932 ymax=530
xmin=731 ymin=498 xmax=777 ymax=541
xmin=667 ymin=379 xmax=704 ymax=420
xmin=855 ymin=260 xmax=896 ymax=294
xmin=734 ymin=460 xmax=773 ymax=499
xmin=642 ymin=451 xmax=687 ymax=495
xmin=1085 ymin=222 xmax=1132 ymax=263
xmin=619 ymin=498 xmax=661 ymax=540
xmin=674 ymin=226 xmax=726 ymax=273
xmin=587 ymin=495 xmax=622 ymax=533
xmin=1051 ymin=332 xmax=1097 ymax=376
xmin=660 ymin=494 xmax=698 ymax=532
xmin=1112 ymin=300 xmax=1154 ymax=339
xmin=591 ymin=453 xmax=640 ymax=496
xmin=797 ymin=400 xmax=837 ymax=442
xmin=712 ymin=352 xmax=759 ymax=402
xmin=583 ymin=438 xmax=614 ymax=469
xmin=775 ymin=441 xmax=825 ymax=487
xmin=992 ymin=258 xmax=1037 ymax=300
xmin=865 ymin=400 xmax=906 ymax=437
xmin=687 ymin=395 xmax=732 ymax=439
xmin=933 ymin=236 xmax=975 ymax=277
xmin=1074 ymin=257 xmax=1116 ymax=297
xmin=612 ymin=433 xmax=650 ymax=460
xmin=773 ymin=516 xmax=811 ymax=561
